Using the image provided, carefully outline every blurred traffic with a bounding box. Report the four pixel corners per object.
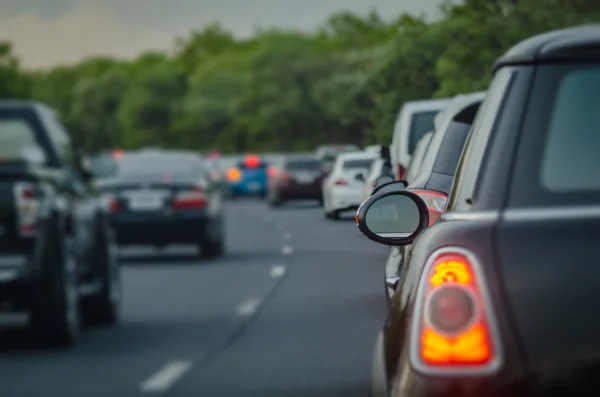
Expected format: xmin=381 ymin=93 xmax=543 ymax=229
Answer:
xmin=1 ymin=2 xmax=600 ymax=397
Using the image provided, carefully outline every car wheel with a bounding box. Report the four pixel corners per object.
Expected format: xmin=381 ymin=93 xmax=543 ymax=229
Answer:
xmin=30 ymin=236 xmax=80 ymax=347
xmin=370 ymin=330 xmax=388 ymax=397
xmin=81 ymin=226 xmax=122 ymax=326
xmin=200 ymin=217 xmax=225 ymax=259
xmin=331 ymin=210 xmax=340 ymax=220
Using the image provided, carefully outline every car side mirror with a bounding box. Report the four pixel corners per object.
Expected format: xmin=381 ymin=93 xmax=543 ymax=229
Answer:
xmin=371 ymin=179 xmax=408 ymax=196
xmin=355 ymin=173 xmax=364 ymax=181
xmin=356 ymin=190 xmax=429 ymax=246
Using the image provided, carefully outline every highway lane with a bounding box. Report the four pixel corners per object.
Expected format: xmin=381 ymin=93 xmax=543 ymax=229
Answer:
xmin=0 ymin=199 xmax=387 ymax=397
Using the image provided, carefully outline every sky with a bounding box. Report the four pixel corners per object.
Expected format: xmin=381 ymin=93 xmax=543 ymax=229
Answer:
xmin=0 ymin=0 xmax=446 ymax=69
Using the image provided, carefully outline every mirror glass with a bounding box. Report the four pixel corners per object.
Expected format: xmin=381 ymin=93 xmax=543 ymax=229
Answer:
xmin=375 ymin=174 xmax=394 ymax=187
xmin=365 ymin=194 xmax=421 ymax=238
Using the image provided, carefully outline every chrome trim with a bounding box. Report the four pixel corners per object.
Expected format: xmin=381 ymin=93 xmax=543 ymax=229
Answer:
xmin=440 ymin=211 xmax=500 ymax=222
xmin=503 ymin=205 xmax=600 ymax=221
xmin=409 ymin=246 xmax=504 ymax=376
xmin=386 ymin=276 xmax=400 ymax=290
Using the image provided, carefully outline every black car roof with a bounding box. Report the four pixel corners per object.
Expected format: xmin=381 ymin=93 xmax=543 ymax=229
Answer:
xmin=494 ymin=24 xmax=600 ymax=72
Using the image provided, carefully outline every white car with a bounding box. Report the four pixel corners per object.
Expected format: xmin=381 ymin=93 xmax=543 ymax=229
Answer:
xmin=323 ymin=152 xmax=376 ymax=220
xmin=362 ymin=157 xmax=385 ymax=202
xmin=390 ymin=98 xmax=451 ymax=180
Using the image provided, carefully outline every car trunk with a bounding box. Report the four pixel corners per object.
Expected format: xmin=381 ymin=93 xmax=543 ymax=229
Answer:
xmin=496 ymin=214 xmax=600 ymax=383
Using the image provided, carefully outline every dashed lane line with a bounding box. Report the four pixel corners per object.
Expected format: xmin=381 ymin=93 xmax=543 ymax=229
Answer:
xmin=140 ymin=361 xmax=193 ymax=393
xmin=270 ymin=265 xmax=286 ymax=278
xmin=236 ymin=298 xmax=262 ymax=316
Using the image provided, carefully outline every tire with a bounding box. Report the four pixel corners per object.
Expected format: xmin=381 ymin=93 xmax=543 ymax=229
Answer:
xmin=317 ymin=198 xmax=324 ymax=207
xmin=29 ymin=235 xmax=80 ymax=347
xmin=370 ymin=331 xmax=389 ymax=397
xmin=331 ymin=210 xmax=340 ymax=220
xmin=200 ymin=217 xmax=225 ymax=259
xmin=81 ymin=224 xmax=122 ymax=326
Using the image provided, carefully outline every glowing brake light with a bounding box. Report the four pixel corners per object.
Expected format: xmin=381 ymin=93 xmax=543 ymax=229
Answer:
xmin=409 ymin=189 xmax=448 ymax=226
xmin=172 ymin=187 xmax=207 ymax=209
xmin=112 ymin=149 xmax=123 ymax=160
xmin=396 ymin=163 xmax=406 ymax=180
xmin=14 ymin=182 xmax=38 ymax=237
xmin=243 ymin=154 xmax=261 ymax=169
xmin=410 ymin=248 xmax=501 ymax=374
xmin=227 ymin=167 xmax=242 ymax=182
xmin=267 ymin=166 xmax=278 ymax=178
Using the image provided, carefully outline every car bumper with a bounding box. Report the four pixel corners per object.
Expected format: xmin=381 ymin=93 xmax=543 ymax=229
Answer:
xmin=278 ymin=184 xmax=322 ymax=199
xmin=229 ymin=182 xmax=266 ymax=195
xmin=112 ymin=210 xmax=209 ymax=245
xmin=328 ymin=188 xmax=363 ymax=211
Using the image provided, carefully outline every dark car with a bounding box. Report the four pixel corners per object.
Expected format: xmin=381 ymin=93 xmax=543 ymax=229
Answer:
xmin=0 ymin=101 xmax=121 ymax=347
xmin=359 ymin=25 xmax=600 ymax=397
xmin=382 ymin=92 xmax=485 ymax=302
xmin=98 ymin=151 xmax=225 ymax=258
xmin=267 ymin=155 xmax=324 ymax=206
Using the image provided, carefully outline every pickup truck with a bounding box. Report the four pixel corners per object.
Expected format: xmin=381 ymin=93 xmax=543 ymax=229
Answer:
xmin=0 ymin=100 xmax=121 ymax=347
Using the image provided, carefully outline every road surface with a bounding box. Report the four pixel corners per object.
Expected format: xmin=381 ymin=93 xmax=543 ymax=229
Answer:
xmin=0 ymin=200 xmax=387 ymax=397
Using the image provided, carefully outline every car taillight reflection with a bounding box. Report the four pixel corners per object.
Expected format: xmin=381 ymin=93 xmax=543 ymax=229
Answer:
xmin=408 ymin=188 xmax=448 ymax=226
xmin=172 ymin=187 xmax=207 ymax=209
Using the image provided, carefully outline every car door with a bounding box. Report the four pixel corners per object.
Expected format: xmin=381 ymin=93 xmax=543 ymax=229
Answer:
xmin=40 ymin=108 xmax=97 ymax=270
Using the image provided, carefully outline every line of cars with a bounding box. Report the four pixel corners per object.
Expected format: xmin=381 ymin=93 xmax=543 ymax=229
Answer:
xmin=0 ymin=104 xmax=228 ymax=348
xmin=354 ymin=25 xmax=600 ymax=397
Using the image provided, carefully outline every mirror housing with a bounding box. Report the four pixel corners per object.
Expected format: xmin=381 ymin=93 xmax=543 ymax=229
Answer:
xmin=356 ymin=190 xmax=429 ymax=246
xmin=374 ymin=174 xmax=395 ymax=188
xmin=355 ymin=173 xmax=364 ymax=181
xmin=371 ymin=179 xmax=408 ymax=196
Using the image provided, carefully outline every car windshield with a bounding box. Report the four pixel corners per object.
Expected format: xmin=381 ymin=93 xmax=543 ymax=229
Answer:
xmin=343 ymin=159 xmax=373 ymax=169
xmin=0 ymin=117 xmax=42 ymax=160
xmin=286 ymin=159 xmax=321 ymax=170
xmin=408 ymin=111 xmax=438 ymax=155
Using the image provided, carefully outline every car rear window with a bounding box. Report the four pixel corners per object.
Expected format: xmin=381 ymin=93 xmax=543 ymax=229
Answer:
xmin=431 ymin=121 xmax=471 ymax=176
xmin=510 ymin=63 xmax=600 ymax=207
xmin=286 ymin=159 xmax=321 ymax=170
xmin=408 ymin=111 xmax=438 ymax=155
xmin=343 ymin=159 xmax=373 ymax=169
xmin=0 ymin=118 xmax=41 ymax=158
xmin=118 ymin=165 xmax=197 ymax=183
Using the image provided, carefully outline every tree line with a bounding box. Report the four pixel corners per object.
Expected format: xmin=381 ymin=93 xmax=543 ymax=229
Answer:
xmin=0 ymin=0 xmax=598 ymax=154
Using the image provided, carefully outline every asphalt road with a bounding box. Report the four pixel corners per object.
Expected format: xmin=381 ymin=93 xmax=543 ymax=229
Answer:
xmin=0 ymin=199 xmax=387 ymax=397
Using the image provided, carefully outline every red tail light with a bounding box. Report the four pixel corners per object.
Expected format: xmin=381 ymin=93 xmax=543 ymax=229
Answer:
xmin=410 ymin=248 xmax=501 ymax=373
xmin=334 ymin=179 xmax=348 ymax=186
xmin=408 ymin=189 xmax=448 ymax=226
xmin=172 ymin=187 xmax=207 ymax=209
xmin=267 ymin=166 xmax=278 ymax=178
xmin=14 ymin=182 xmax=39 ymax=237
xmin=396 ymin=163 xmax=406 ymax=180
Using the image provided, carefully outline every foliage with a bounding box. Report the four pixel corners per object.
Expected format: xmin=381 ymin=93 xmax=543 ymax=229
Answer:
xmin=3 ymin=1 xmax=600 ymax=153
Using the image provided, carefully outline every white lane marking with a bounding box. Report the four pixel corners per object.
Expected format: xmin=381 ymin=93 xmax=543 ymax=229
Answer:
xmin=270 ymin=265 xmax=286 ymax=278
xmin=282 ymin=232 xmax=292 ymax=240
xmin=281 ymin=245 xmax=294 ymax=255
xmin=236 ymin=298 xmax=262 ymax=316
xmin=140 ymin=361 xmax=193 ymax=393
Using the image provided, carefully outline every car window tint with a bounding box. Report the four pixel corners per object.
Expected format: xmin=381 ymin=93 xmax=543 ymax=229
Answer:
xmin=431 ymin=121 xmax=471 ymax=176
xmin=343 ymin=159 xmax=373 ymax=169
xmin=0 ymin=118 xmax=40 ymax=159
xmin=510 ymin=63 xmax=600 ymax=207
xmin=408 ymin=111 xmax=438 ymax=155
xmin=286 ymin=159 xmax=321 ymax=170
xmin=541 ymin=69 xmax=600 ymax=191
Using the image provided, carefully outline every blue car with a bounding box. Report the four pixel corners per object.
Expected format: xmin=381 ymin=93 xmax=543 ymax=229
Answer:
xmin=226 ymin=155 xmax=270 ymax=198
